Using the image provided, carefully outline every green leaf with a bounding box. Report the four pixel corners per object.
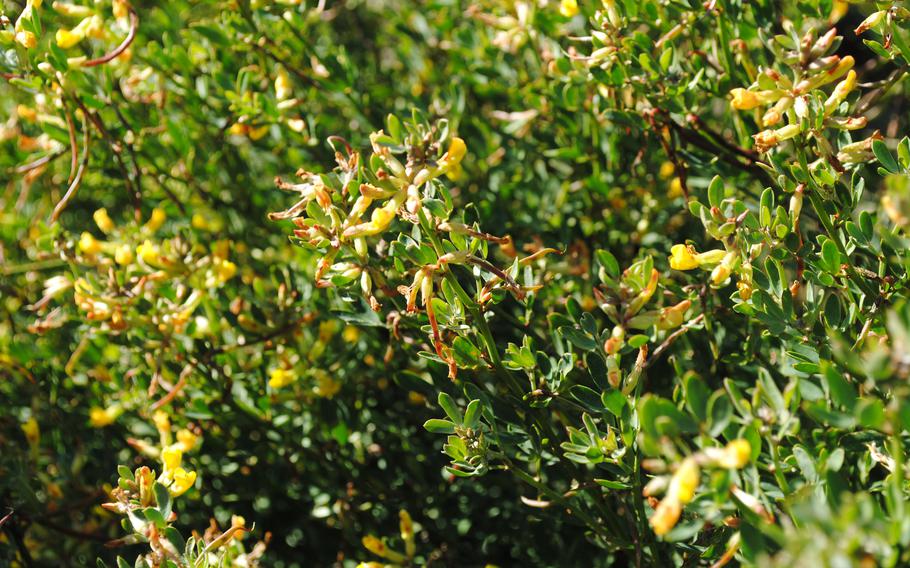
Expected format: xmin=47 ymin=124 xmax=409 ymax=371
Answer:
xmin=463 ymin=400 xmax=482 ymax=429
xmin=602 ymin=389 xmax=627 ymax=418
xmin=560 ymin=326 xmax=597 ymax=351
xmin=594 ymin=479 xmax=631 ymax=490
xmin=873 ymin=140 xmax=899 ymax=173
xmin=823 ymin=364 xmax=856 ymax=410
xmin=452 ymin=336 xmax=482 ymax=367
xmin=708 ymin=175 xmax=724 ymax=208
xmin=595 ymin=249 xmax=620 ymax=279
xmin=820 ymin=240 xmax=841 ymax=273
xmin=437 ymin=392 xmax=462 ymax=424
xmin=571 ymin=385 xmax=604 ymax=411
xmin=707 ymin=391 xmax=733 ymax=437
xmin=154 ymin=482 xmax=172 ymax=520
xmin=424 ymin=419 xmax=456 ymax=434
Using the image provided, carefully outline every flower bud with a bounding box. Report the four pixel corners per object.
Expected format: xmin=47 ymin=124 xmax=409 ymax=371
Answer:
xmin=145 ymin=208 xmax=166 ymax=232
xmin=789 ymin=185 xmax=804 ymax=231
xmin=93 ymin=208 xmax=115 ymax=233
xmin=823 ymin=70 xmax=856 ymax=115
xmin=657 ymin=300 xmax=691 ymax=331
xmin=78 ymin=232 xmax=102 ymax=255
xmin=855 ymin=10 xmax=885 ymax=35
xmin=694 ymin=249 xmax=727 ymax=266
xmin=604 ymin=325 xmax=625 ymax=354
xmin=729 ymin=88 xmax=782 ymax=110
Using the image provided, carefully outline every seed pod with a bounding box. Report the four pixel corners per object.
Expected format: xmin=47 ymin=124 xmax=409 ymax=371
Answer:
xmin=789 ymin=185 xmax=804 ymax=231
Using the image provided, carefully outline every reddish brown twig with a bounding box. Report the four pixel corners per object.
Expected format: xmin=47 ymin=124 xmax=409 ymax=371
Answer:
xmin=49 ymin=115 xmax=90 ymax=224
xmin=82 ymin=9 xmax=139 ymax=68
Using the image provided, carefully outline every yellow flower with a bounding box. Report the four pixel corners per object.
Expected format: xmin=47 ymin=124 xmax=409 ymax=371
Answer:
xmin=737 ymin=279 xmax=753 ymax=301
xmin=191 ymin=212 xmax=224 ymax=232
xmin=400 ymin=510 xmax=416 ymax=557
xmin=89 ymin=406 xmax=119 ymax=427
xmin=362 ymin=535 xmax=407 ymax=563
xmin=445 ymin=162 xmax=464 ymax=181
xmin=93 ymin=208 xmax=115 ymax=233
xmin=313 ymin=371 xmax=341 ymax=399
xmin=269 ymin=368 xmax=295 ymax=389
xmin=669 ymin=244 xmax=699 ymax=270
xmin=342 ymin=325 xmax=361 ymax=343
xmin=56 ymin=15 xmax=102 ymax=49
xmin=228 ymin=123 xmax=248 ymax=136
xmin=215 ymin=258 xmax=236 ymax=283
xmin=650 ymin=497 xmax=681 ymax=536
xmin=78 ymin=232 xmax=102 ymax=255
xmin=729 ymin=88 xmax=761 ymax=110
xmin=153 ymin=410 xmax=170 ymax=435
xmin=440 ymin=137 xmax=467 ymax=170
xmin=114 ymin=243 xmax=134 ymax=265
xmin=144 ymin=208 xmax=166 ymax=232
xmin=718 ymin=439 xmax=752 ymax=468
xmin=658 ymin=161 xmax=675 ymax=179
xmin=56 ymin=28 xmax=83 ymax=49
xmin=176 ymin=429 xmax=198 ymax=452
xmin=161 ymin=446 xmax=183 ymax=472
xmin=15 ymin=31 xmax=37 ymax=49
xmin=113 ymin=0 xmax=129 ymax=20
xmin=559 ymin=0 xmax=579 ymax=18
xmin=275 ymin=66 xmax=293 ymax=101
xmin=168 ymin=467 xmax=196 ymax=496
xmin=650 ymin=457 xmax=700 ymax=536
xmin=670 ymin=457 xmax=700 ymax=504
xmin=248 ymin=125 xmax=269 ymax=140
xmin=668 ymin=177 xmax=683 ymax=198
xmin=136 ymin=239 xmax=161 ymax=265
xmin=21 ymin=417 xmax=40 ymax=446
xmin=372 ymin=203 xmax=397 ymax=229
xmin=16 ymin=105 xmax=37 ymax=122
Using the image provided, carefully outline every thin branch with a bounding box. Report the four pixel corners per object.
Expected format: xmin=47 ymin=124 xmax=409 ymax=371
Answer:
xmin=13 ymin=151 xmax=64 ymax=175
xmin=644 ymin=314 xmax=705 ymax=370
xmin=62 ymin=99 xmax=79 ymax=183
xmin=81 ymin=9 xmax=139 ymax=68
xmin=150 ymin=364 xmax=193 ymax=411
xmin=71 ymin=94 xmax=142 ymax=214
xmin=49 ymin=115 xmax=90 ymax=224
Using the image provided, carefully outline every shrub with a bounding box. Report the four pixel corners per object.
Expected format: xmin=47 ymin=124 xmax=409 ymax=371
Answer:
xmin=3 ymin=0 xmax=910 ymax=566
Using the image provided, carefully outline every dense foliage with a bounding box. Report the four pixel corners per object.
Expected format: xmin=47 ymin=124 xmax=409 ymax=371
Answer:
xmin=3 ymin=0 xmax=910 ymax=566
